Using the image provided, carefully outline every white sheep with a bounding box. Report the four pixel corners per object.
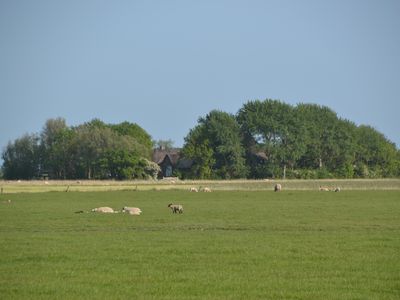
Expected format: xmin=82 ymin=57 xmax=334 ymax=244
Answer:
xmin=91 ymin=207 xmax=115 ymax=213
xmin=334 ymin=187 xmax=341 ymax=192
xmin=274 ymin=183 xmax=282 ymax=192
xmin=122 ymin=206 xmax=142 ymax=215
xmin=203 ymin=187 xmax=212 ymax=192
xmin=168 ymin=203 xmax=183 ymax=214
xmin=190 ymin=187 xmax=198 ymax=192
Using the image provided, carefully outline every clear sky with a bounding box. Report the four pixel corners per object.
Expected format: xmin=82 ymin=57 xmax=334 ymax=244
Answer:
xmin=1 ymin=0 xmax=399 ymax=157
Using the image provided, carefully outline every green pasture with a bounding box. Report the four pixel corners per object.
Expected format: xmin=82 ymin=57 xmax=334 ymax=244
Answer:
xmin=0 ymin=190 xmax=399 ymax=299
xmin=1 ymin=178 xmax=400 ymax=193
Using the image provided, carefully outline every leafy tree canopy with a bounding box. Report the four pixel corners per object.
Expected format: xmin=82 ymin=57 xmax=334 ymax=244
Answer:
xmin=182 ymin=110 xmax=248 ymax=179
xmin=1 ymin=118 xmax=153 ymax=180
xmin=2 ymin=100 xmax=399 ymax=180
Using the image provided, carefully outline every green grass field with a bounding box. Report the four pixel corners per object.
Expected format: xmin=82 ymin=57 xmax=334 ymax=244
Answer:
xmin=0 ymin=189 xmax=399 ymax=299
xmin=1 ymin=178 xmax=400 ymax=193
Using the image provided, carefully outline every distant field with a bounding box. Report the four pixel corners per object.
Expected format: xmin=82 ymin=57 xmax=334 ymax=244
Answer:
xmin=0 ymin=189 xmax=399 ymax=299
xmin=1 ymin=178 xmax=400 ymax=193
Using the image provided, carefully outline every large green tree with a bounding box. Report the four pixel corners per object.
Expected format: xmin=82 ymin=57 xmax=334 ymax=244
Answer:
xmin=110 ymin=121 xmax=153 ymax=157
xmin=40 ymin=118 xmax=72 ymax=178
xmin=182 ymin=110 xmax=248 ymax=179
xmin=72 ymin=119 xmax=153 ymax=179
xmin=237 ymin=99 xmax=306 ymax=178
xmin=354 ymin=125 xmax=398 ymax=177
xmin=294 ymin=104 xmax=358 ymax=178
xmin=2 ymin=134 xmax=40 ymax=179
xmin=182 ymin=122 xmax=215 ymax=179
xmin=295 ymin=104 xmax=339 ymax=170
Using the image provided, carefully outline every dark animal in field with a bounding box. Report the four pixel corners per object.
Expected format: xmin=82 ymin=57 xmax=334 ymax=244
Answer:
xmin=168 ymin=203 xmax=183 ymax=214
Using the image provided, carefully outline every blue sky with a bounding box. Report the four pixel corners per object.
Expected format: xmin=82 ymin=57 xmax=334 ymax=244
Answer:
xmin=1 ymin=0 xmax=399 ymax=157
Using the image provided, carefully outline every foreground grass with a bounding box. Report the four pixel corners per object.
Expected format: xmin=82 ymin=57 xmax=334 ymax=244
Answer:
xmin=0 ymin=190 xmax=399 ymax=299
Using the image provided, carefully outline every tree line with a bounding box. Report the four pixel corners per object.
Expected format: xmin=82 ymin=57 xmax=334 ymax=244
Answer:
xmin=1 ymin=118 xmax=160 ymax=180
xmin=1 ymin=99 xmax=399 ymax=180
xmin=180 ymin=100 xmax=399 ymax=179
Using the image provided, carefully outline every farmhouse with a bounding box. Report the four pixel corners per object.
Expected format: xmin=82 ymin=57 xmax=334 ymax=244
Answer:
xmin=152 ymin=147 xmax=192 ymax=178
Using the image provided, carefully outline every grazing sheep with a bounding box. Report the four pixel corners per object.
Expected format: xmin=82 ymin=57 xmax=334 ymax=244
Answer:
xmin=190 ymin=187 xmax=198 ymax=192
xmin=274 ymin=183 xmax=282 ymax=192
xmin=91 ymin=207 xmax=115 ymax=213
xmin=168 ymin=203 xmax=183 ymax=214
xmin=334 ymin=187 xmax=341 ymax=192
xmin=203 ymin=187 xmax=212 ymax=192
xmin=122 ymin=206 xmax=142 ymax=215
xmin=319 ymin=186 xmax=330 ymax=191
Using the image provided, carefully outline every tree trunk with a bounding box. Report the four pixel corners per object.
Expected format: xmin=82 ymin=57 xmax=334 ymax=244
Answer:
xmin=283 ymin=164 xmax=286 ymax=179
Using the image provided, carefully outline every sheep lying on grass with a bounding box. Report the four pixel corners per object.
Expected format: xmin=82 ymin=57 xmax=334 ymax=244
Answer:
xmin=91 ymin=207 xmax=116 ymax=213
xmin=319 ymin=186 xmax=341 ymax=192
xmin=76 ymin=206 xmax=141 ymax=214
xmin=168 ymin=203 xmax=183 ymax=214
xmin=122 ymin=206 xmax=142 ymax=215
xmin=274 ymin=184 xmax=282 ymax=192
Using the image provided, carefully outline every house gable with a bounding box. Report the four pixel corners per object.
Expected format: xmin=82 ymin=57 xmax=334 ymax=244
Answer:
xmin=152 ymin=148 xmax=192 ymax=178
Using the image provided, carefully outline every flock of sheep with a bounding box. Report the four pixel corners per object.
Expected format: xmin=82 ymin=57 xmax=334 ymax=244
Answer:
xmin=3 ymin=184 xmax=342 ymax=210
xmin=88 ymin=206 xmax=144 ymax=215
xmin=85 ymin=187 xmax=213 ymax=215
xmin=319 ymin=186 xmax=341 ymax=192
xmin=87 ymin=204 xmax=182 ymax=215
xmin=189 ymin=186 xmax=212 ymax=192
xmin=73 ymin=184 xmax=342 ymax=215
xmin=275 ymin=183 xmax=341 ymax=192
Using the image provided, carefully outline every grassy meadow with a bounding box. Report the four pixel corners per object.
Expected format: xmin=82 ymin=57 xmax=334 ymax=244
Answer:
xmin=1 ymin=178 xmax=400 ymax=193
xmin=0 ymin=186 xmax=399 ymax=299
